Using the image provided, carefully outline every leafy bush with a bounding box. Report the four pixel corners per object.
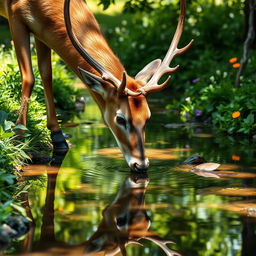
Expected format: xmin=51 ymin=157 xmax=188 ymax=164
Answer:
xmin=107 ymin=1 xmax=243 ymax=80
xmin=103 ymin=0 xmax=255 ymax=135
xmin=0 ymin=110 xmax=31 ymax=224
xmin=0 ymin=45 xmax=78 ymax=225
xmin=166 ymin=55 xmax=256 ymax=135
xmin=0 ymin=45 xmax=78 ymax=148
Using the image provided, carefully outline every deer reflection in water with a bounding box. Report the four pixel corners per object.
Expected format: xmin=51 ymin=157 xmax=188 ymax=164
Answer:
xmin=20 ymin=152 xmax=180 ymax=256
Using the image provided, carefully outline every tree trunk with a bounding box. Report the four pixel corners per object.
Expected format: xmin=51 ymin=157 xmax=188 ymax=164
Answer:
xmin=235 ymin=0 xmax=256 ymax=88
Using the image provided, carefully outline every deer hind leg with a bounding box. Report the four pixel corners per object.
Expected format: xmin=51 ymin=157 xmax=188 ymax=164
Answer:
xmin=35 ymin=38 xmax=69 ymax=151
xmin=8 ymin=18 xmax=34 ymax=129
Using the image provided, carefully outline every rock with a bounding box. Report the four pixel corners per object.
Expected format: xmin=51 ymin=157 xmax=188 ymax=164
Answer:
xmin=5 ymin=216 xmax=29 ymax=238
xmin=183 ymin=154 xmax=206 ymax=165
xmin=1 ymin=224 xmax=17 ymax=238
xmin=0 ymin=226 xmax=10 ymax=251
xmin=0 ymin=216 xmax=30 ymax=251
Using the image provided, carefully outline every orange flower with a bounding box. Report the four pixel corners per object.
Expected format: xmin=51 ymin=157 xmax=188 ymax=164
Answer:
xmin=229 ymin=57 xmax=237 ymax=63
xmin=232 ymin=111 xmax=240 ymax=118
xmin=233 ymin=63 xmax=240 ymax=68
xmin=232 ymin=155 xmax=240 ymax=161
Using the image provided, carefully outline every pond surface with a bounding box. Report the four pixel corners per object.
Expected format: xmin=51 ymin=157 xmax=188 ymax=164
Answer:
xmin=7 ymin=94 xmax=256 ymax=256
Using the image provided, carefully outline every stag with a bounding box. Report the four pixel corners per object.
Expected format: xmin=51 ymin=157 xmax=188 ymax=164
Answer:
xmin=0 ymin=0 xmax=193 ymax=172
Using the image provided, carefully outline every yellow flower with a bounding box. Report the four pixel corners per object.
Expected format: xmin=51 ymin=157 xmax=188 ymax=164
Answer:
xmin=229 ymin=57 xmax=237 ymax=63
xmin=233 ymin=63 xmax=241 ymax=69
xmin=232 ymin=111 xmax=240 ymax=118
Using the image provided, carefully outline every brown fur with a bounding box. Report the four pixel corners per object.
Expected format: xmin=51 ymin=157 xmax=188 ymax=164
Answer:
xmin=0 ymin=0 xmax=150 ymax=169
xmin=1 ymin=0 xmax=124 ymax=79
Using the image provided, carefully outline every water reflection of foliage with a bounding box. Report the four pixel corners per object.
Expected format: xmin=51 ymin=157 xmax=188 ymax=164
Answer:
xmin=21 ymin=93 xmax=256 ymax=256
xmin=24 ymin=161 xmax=255 ymax=256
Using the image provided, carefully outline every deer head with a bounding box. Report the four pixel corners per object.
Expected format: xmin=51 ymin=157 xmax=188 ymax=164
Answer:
xmin=64 ymin=0 xmax=193 ymax=172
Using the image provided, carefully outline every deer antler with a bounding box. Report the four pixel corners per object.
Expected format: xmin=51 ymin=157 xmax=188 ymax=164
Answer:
xmin=143 ymin=237 xmax=181 ymax=256
xmin=135 ymin=0 xmax=193 ymax=96
xmin=64 ymin=0 xmax=140 ymax=96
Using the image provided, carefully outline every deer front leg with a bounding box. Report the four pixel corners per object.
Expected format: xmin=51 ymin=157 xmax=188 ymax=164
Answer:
xmin=8 ymin=18 xmax=34 ymax=129
xmin=35 ymin=38 xmax=69 ymax=151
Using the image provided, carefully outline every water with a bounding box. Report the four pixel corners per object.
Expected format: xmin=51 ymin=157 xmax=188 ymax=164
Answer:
xmin=7 ymin=94 xmax=256 ymax=256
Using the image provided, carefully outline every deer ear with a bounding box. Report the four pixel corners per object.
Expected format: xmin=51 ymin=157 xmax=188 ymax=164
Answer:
xmin=78 ymin=66 xmax=106 ymax=96
xmin=135 ymin=59 xmax=162 ymax=84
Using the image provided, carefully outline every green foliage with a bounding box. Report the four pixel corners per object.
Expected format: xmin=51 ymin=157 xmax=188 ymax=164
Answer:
xmin=98 ymin=0 xmax=116 ymax=10
xmin=102 ymin=0 xmax=254 ymax=135
xmin=212 ymin=83 xmax=256 ymax=134
xmin=0 ymin=46 xmax=78 ymax=148
xmin=106 ymin=1 xmax=243 ymax=78
xmin=166 ymin=54 xmax=256 ymax=135
xmin=0 ymin=111 xmax=31 ymax=224
xmin=51 ymin=56 xmax=78 ymax=111
xmin=123 ymin=0 xmax=154 ymax=12
xmin=0 ymin=45 xmax=77 ymax=225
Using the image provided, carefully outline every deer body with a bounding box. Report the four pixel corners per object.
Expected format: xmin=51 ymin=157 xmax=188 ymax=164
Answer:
xmin=0 ymin=0 xmax=192 ymax=171
xmin=0 ymin=0 xmax=125 ymax=111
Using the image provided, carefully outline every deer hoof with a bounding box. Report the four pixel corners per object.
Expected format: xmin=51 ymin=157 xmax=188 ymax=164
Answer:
xmin=51 ymin=130 xmax=69 ymax=151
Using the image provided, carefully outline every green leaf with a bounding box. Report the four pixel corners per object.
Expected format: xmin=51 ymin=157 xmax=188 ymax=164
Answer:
xmin=4 ymin=120 xmax=15 ymax=131
xmin=11 ymin=203 xmax=27 ymax=217
xmin=1 ymin=132 xmax=15 ymax=139
xmin=244 ymin=113 xmax=254 ymax=125
xmin=13 ymin=124 xmax=29 ymax=131
xmin=7 ymin=64 xmax=14 ymax=69
xmin=19 ymin=150 xmax=30 ymax=160
xmin=3 ymin=174 xmax=16 ymax=185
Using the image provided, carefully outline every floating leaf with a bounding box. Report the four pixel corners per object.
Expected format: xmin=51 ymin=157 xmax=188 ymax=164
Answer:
xmin=191 ymin=162 xmax=220 ymax=172
xmin=191 ymin=170 xmax=220 ymax=179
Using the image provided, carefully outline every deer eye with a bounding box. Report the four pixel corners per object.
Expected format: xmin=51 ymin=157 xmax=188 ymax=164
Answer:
xmin=116 ymin=116 xmax=127 ymax=129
